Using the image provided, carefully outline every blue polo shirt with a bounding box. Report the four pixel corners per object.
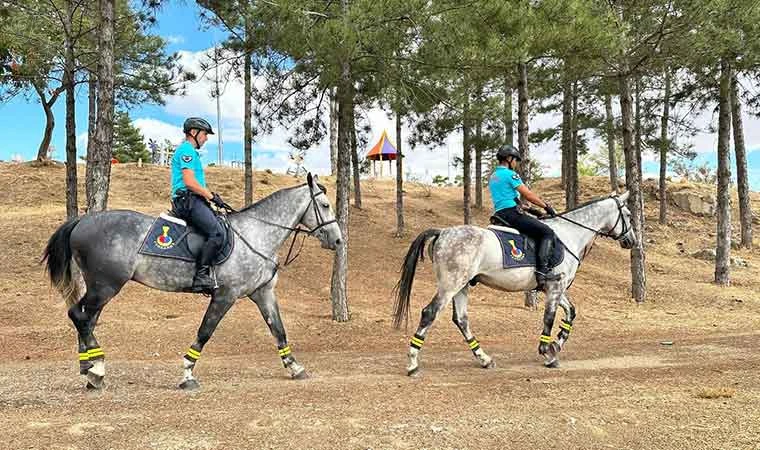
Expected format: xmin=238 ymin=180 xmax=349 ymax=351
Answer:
xmin=171 ymin=141 xmax=206 ymax=197
xmin=489 ymin=166 xmax=523 ymax=211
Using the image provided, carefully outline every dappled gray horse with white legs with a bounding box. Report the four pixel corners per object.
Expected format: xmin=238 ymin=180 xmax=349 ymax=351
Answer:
xmin=43 ymin=174 xmax=341 ymax=390
xmin=392 ymin=192 xmax=636 ymax=375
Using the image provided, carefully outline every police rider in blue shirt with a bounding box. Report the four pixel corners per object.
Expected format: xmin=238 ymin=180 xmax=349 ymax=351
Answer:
xmin=171 ymin=117 xmax=228 ymax=293
xmin=489 ymin=144 xmax=561 ymax=286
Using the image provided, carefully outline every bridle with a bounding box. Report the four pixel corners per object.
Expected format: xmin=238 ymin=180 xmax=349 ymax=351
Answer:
xmin=554 ymin=195 xmax=630 ymax=241
xmin=222 ymin=181 xmax=337 ymax=268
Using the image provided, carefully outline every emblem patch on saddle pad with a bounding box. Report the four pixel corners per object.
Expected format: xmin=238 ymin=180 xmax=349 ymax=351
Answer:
xmin=138 ymin=213 xmax=234 ymax=265
xmin=488 ymin=226 xmax=564 ymax=269
xmin=155 ymin=225 xmax=175 ymax=249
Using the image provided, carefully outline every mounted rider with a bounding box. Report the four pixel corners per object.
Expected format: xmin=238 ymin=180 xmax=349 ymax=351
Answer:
xmin=488 ymin=144 xmax=560 ymax=286
xmin=170 ymin=117 xmax=229 ymax=293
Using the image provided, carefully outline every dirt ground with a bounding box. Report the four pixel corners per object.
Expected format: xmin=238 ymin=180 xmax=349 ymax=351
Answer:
xmin=1 ymin=163 xmax=758 ymax=450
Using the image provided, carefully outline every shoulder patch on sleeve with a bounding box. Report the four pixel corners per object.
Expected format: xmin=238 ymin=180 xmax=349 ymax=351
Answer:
xmin=181 ymin=154 xmax=193 ymax=163
xmin=512 ymin=173 xmax=521 ymax=181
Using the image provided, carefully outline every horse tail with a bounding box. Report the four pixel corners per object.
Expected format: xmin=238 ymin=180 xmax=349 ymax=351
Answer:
xmin=41 ymin=217 xmax=83 ymax=308
xmin=392 ymin=229 xmax=441 ymax=329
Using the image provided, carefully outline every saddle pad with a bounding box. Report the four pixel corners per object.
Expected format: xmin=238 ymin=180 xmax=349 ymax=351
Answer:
xmin=489 ymin=229 xmax=564 ymax=269
xmin=138 ymin=214 xmax=234 ymax=265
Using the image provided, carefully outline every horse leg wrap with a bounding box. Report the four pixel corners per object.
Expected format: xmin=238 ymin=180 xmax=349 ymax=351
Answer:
xmin=538 ymin=334 xmax=553 ymax=354
xmin=79 ymin=352 xmax=93 ymax=375
xmin=184 ymin=347 xmax=201 ymax=364
xmin=466 ymin=337 xmax=481 ymax=354
xmin=87 ymin=347 xmax=105 ymax=360
xmin=557 ymin=320 xmax=572 ymax=343
xmin=278 ymin=345 xmax=292 ymax=366
xmin=409 ymin=334 xmax=425 ymax=350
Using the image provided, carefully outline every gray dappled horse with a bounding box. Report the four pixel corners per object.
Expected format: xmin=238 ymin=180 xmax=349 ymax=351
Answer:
xmin=392 ymin=192 xmax=636 ymax=375
xmin=43 ymin=174 xmax=342 ymax=390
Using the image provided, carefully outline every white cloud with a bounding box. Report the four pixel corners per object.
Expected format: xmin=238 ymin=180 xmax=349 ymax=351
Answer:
xmin=133 ymin=118 xmax=184 ymax=146
xmin=152 ymin=47 xmax=760 ymax=182
xmin=165 ymin=35 xmax=185 ymax=45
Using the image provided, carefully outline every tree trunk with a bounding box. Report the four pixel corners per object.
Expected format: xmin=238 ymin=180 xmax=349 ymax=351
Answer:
xmin=395 ymin=110 xmax=404 ymax=236
xmin=33 ymin=84 xmax=56 ymax=162
xmin=731 ymin=75 xmax=752 ymax=249
xmin=243 ymin=18 xmax=253 ymax=206
xmin=350 ymin=108 xmax=361 ymax=208
xmin=561 ymin=78 xmax=573 ymax=208
xmin=462 ymin=96 xmax=472 ymax=225
xmin=658 ymin=71 xmax=671 ymax=225
xmin=618 ymin=71 xmax=646 ymax=302
xmin=567 ymin=80 xmax=579 ymax=208
xmin=605 ymin=94 xmax=618 ymax=192
xmin=61 ymin=3 xmax=77 ymax=218
xmin=634 ymin=78 xmax=645 ymax=236
xmin=330 ymin=87 xmax=339 ymax=175
xmin=715 ymin=60 xmax=732 ymax=285
xmin=475 ymin=117 xmax=483 ymax=210
xmin=504 ymin=73 xmax=513 ymax=146
xmin=86 ymin=0 xmax=115 ymax=213
xmin=330 ymin=2 xmax=352 ymax=322
xmin=517 ymin=62 xmax=530 ymax=184
xmin=87 ymin=73 xmax=97 ymax=155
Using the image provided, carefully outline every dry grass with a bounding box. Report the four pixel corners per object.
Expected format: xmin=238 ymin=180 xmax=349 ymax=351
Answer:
xmin=697 ymin=387 xmax=736 ymax=399
xmin=1 ymin=162 xmax=759 ymax=450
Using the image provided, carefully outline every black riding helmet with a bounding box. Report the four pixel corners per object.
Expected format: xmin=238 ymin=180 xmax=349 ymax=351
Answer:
xmin=496 ymin=144 xmax=521 ymax=162
xmin=183 ymin=117 xmax=215 ymax=135
xmin=183 ymin=117 xmax=214 ymax=149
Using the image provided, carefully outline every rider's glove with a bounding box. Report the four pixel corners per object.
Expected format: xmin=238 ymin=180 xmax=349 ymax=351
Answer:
xmin=211 ymin=192 xmax=226 ymax=209
xmin=544 ymin=204 xmax=558 ymax=217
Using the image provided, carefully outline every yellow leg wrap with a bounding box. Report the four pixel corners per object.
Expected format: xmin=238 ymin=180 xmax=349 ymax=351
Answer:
xmin=78 ymin=352 xmax=89 ymax=361
xmin=559 ymin=321 xmax=572 ymax=332
xmin=87 ymin=348 xmax=105 ymax=359
xmin=539 ymin=335 xmax=553 ymax=344
xmin=278 ymin=346 xmax=292 ymax=357
xmin=468 ymin=339 xmax=480 ymax=350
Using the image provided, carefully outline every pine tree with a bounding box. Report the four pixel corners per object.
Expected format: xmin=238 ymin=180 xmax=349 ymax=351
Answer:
xmin=112 ymin=111 xmax=149 ymax=163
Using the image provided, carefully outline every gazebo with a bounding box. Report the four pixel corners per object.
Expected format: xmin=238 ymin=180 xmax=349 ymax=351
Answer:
xmin=365 ymin=130 xmax=397 ymax=177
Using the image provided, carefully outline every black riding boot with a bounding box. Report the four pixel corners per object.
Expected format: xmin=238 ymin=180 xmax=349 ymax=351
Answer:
xmin=535 ymin=238 xmax=561 ymax=286
xmin=192 ymin=265 xmax=215 ymax=293
xmin=192 ymin=239 xmax=221 ymax=293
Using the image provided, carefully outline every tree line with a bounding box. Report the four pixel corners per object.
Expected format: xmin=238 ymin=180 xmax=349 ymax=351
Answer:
xmin=2 ymin=0 xmax=757 ymax=320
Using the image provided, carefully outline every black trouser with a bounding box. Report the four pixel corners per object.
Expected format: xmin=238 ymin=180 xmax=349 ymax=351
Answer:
xmin=174 ymin=192 xmax=225 ymax=268
xmin=495 ymin=207 xmax=555 ymax=271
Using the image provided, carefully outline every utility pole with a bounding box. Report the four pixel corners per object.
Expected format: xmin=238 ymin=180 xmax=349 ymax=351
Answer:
xmin=214 ymin=45 xmax=224 ymax=165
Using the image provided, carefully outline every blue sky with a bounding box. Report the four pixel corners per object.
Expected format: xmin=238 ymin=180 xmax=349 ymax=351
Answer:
xmin=2 ymin=1 xmax=760 ymax=190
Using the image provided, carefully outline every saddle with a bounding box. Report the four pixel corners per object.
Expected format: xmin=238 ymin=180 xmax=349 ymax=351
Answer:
xmin=138 ymin=213 xmax=234 ymax=265
xmin=487 ymin=215 xmax=564 ymax=269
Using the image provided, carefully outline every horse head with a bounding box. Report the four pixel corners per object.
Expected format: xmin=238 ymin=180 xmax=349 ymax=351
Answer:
xmin=301 ymin=173 xmax=343 ymax=250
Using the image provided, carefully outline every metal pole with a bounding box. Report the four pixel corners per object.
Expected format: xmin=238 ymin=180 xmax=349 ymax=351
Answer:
xmin=215 ymin=45 xmax=224 ymax=165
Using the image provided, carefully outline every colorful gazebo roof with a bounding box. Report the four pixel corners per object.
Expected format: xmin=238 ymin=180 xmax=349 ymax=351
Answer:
xmin=366 ymin=130 xmax=398 ymax=161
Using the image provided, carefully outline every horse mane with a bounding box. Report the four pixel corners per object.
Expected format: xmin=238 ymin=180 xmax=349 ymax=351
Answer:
xmin=233 ymin=181 xmax=327 ymax=214
xmin=559 ymin=195 xmax=612 ymax=215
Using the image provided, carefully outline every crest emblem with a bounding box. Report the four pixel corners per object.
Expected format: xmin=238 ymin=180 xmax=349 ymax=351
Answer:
xmin=155 ymin=225 xmax=174 ymax=249
xmin=181 ymin=154 xmax=193 ymax=163
xmin=511 ymin=173 xmax=521 ymax=181
xmin=507 ymin=239 xmax=525 ymax=261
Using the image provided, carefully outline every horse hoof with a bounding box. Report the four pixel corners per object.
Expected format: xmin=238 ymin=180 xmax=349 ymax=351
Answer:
xmin=407 ymin=367 xmax=420 ymax=377
xmin=291 ymin=369 xmax=309 ymax=380
xmin=179 ymin=379 xmax=201 ymax=390
xmin=86 ymin=373 xmax=104 ymax=390
xmin=544 ymin=359 xmax=560 ymax=368
xmin=481 ymin=359 xmax=495 ymax=369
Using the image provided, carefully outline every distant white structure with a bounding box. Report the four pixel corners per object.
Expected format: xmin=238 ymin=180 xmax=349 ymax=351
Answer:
xmin=286 ymin=150 xmax=307 ymax=177
xmin=11 ymin=153 xmax=23 ymax=163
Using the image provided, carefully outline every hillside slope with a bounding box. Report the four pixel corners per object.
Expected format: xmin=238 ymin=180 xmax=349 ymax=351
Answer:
xmin=0 ymin=162 xmax=758 ymax=450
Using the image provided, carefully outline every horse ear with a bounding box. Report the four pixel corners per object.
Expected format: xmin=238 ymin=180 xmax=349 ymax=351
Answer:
xmin=312 ymin=173 xmax=320 ymax=183
xmin=307 ymin=172 xmax=313 ymax=186
xmin=619 ymin=191 xmax=630 ymax=202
